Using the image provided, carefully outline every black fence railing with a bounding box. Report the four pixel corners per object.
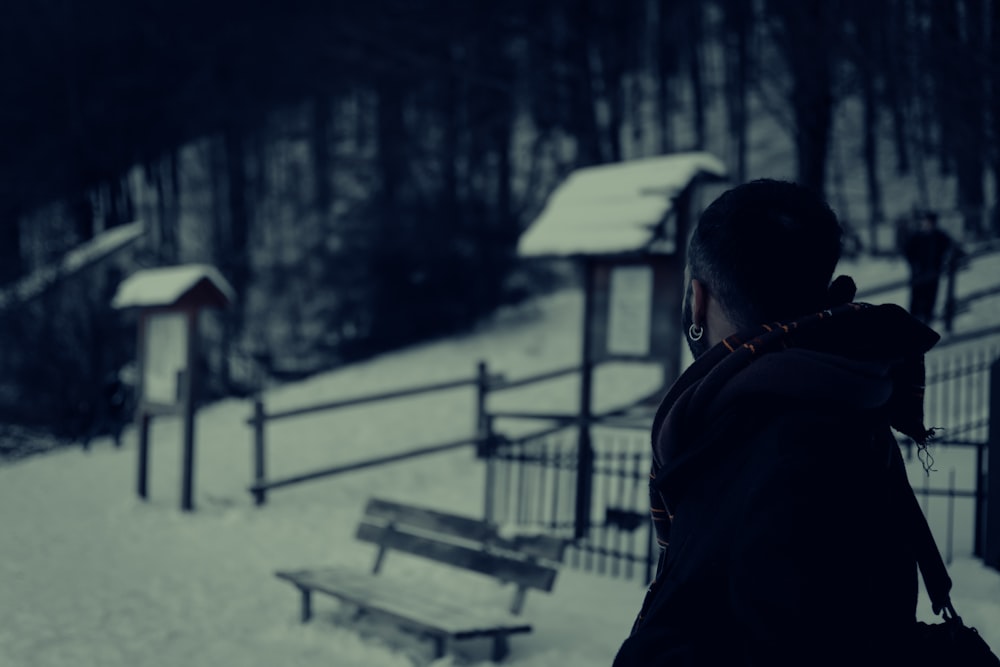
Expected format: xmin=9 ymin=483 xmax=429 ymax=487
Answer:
xmin=484 ymin=422 xmax=658 ymax=583
xmin=485 ymin=346 xmax=1000 ymax=582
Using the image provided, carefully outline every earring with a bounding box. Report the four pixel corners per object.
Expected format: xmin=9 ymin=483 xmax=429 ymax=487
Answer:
xmin=688 ymin=323 xmax=704 ymax=341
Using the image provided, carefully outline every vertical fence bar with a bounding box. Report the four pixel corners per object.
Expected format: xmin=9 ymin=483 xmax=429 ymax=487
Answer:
xmin=975 ymin=440 xmax=986 ymax=558
xmin=947 ymin=468 xmax=955 ymax=565
xmin=628 ymin=445 xmax=643 ymax=581
xmin=483 ymin=416 xmax=496 ymax=526
xmin=550 ymin=445 xmax=561 ymax=534
xmin=537 ymin=441 xmax=549 ymax=528
xmin=985 ymin=359 xmax=1000 ymax=570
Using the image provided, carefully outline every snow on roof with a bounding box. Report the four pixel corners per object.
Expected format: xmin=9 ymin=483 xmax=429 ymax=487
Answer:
xmin=0 ymin=221 xmax=144 ymax=309
xmin=111 ymin=264 xmax=235 ymax=308
xmin=518 ymin=152 xmax=727 ymax=257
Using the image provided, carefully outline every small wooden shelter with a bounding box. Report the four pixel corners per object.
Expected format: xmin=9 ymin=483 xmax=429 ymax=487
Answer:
xmin=519 ymin=151 xmax=727 ymax=396
xmin=517 ymin=151 xmax=726 ymax=537
xmin=112 ymin=264 xmax=235 ymax=511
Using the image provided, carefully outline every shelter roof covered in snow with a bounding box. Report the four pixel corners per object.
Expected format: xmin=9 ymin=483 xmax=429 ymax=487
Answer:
xmin=0 ymin=221 xmax=143 ymax=310
xmin=112 ymin=264 xmax=235 ymax=310
xmin=518 ymin=152 xmax=726 ymax=257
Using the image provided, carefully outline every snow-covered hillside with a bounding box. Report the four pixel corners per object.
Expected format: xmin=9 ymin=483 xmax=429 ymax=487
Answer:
xmin=1 ymin=251 xmax=999 ymax=667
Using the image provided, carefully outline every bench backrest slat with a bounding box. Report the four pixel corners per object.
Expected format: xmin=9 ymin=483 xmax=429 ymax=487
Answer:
xmin=363 ymin=498 xmax=568 ymax=563
xmin=355 ymin=521 xmax=559 ymax=592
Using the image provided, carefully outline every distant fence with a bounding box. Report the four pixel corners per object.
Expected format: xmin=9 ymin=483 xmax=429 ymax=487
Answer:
xmin=245 ymin=362 xmax=580 ymax=505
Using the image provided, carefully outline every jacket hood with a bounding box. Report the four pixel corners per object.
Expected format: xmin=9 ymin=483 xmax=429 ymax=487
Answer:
xmin=650 ymin=302 xmax=939 ymax=491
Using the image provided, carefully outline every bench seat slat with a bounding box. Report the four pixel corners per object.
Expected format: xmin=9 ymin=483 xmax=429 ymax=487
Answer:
xmin=275 ymin=567 xmax=533 ymax=637
xmin=364 ymin=498 xmax=568 ymax=563
xmin=356 ymin=522 xmax=558 ymax=592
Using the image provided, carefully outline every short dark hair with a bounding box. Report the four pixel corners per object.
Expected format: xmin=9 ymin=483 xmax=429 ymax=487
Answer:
xmin=687 ymin=179 xmax=843 ymax=329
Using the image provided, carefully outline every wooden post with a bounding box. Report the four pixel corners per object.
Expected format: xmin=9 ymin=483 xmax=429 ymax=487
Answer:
xmin=252 ymin=397 xmax=267 ymax=506
xmin=135 ymin=312 xmax=149 ymax=500
xmin=484 ymin=415 xmax=496 ymax=526
xmin=475 ymin=360 xmax=489 ymax=459
xmin=985 ymin=358 xmax=1000 ymax=571
xmin=180 ymin=310 xmax=198 ymax=512
xmin=137 ymin=412 xmax=151 ymax=500
xmin=575 ymin=258 xmax=596 ymax=540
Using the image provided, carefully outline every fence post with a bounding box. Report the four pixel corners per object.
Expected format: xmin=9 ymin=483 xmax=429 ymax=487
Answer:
xmin=986 ymin=359 xmax=1000 ymax=571
xmin=475 ymin=360 xmax=489 ymax=459
xmin=483 ymin=415 xmax=496 ymax=526
xmin=976 ymin=440 xmax=987 ymax=558
xmin=137 ymin=412 xmax=150 ymax=500
xmin=252 ymin=397 xmax=267 ymax=506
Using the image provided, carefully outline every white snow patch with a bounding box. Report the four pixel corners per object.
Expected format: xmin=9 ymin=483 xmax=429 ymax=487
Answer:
xmin=112 ymin=264 xmax=236 ymax=309
xmin=1 ymin=252 xmax=999 ymax=667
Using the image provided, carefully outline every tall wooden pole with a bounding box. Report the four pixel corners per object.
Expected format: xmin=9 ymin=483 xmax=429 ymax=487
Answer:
xmin=575 ymin=258 xmax=596 ymax=540
xmin=137 ymin=413 xmax=150 ymax=500
xmin=180 ymin=310 xmax=198 ymax=512
xmin=135 ymin=313 xmax=150 ymax=500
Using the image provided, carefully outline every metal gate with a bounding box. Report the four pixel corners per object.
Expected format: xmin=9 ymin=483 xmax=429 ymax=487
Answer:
xmin=484 ymin=421 xmax=658 ymax=582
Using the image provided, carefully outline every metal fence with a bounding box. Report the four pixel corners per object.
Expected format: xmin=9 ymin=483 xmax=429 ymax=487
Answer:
xmin=485 ymin=343 xmax=1000 ymax=582
xmin=485 ymin=422 xmax=657 ymax=582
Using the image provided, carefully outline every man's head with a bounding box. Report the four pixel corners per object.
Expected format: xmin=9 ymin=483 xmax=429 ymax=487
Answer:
xmin=683 ymin=179 xmax=844 ymax=355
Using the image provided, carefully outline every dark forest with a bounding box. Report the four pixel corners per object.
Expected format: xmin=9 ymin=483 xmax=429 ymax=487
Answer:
xmin=1 ymin=0 xmax=998 ymax=442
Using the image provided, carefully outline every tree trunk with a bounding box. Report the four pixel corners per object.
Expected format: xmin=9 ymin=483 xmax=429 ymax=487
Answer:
xmin=312 ymin=93 xmax=332 ymax=220
xmin=952 ymin=0 xmax=986 ymax=239
xmin=882 ymin=0 xmax=910 ymax=174
xmin=686 ymin=1 xmax=706 ymax=151
xmin=376 ymin=76 xmax=406 ymax=221
xmin=152 ymin=152 xmax=180 ymax=263
xmin=656 ymin=0 xmax=677 ymax=153
xmin=861 ymin=60 xmax=884 ymax=253
xmin=723 ymin=0 xmax=752 ymax=182
xmin=992 ymin=0 xmax=1000 ymax=237
xmin=769 ymin=0 xmax=836 ymax=196
xmin=0 ymin=206 xmax=22 ymax=286
xmin=220 ymin=124 xmax=251 ymax=392
xmin=568 ymin=0 xmax=603 ymax=166
xmin=72 ymin=192 xmax=95 ymax=242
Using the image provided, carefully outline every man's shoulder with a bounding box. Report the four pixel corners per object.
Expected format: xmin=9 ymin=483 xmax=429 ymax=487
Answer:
xmin=730 ymin=399 xmax=885 ymax=464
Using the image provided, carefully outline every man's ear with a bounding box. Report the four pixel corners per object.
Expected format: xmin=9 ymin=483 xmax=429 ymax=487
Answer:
xmin=691 ymin=278 xmax=709 ymax=327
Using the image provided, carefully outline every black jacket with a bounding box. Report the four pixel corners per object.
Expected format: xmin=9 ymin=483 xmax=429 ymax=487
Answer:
xmin=614 ymin=303 xmax=939 ymax=666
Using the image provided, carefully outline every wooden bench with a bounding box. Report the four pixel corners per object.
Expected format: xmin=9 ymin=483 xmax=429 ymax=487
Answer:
xmin=275 ymin=497 xmax=568 ymax=661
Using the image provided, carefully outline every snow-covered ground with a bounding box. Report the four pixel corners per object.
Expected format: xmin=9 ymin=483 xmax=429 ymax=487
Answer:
xmin=2 ymin=250 xmax=999 ymax=667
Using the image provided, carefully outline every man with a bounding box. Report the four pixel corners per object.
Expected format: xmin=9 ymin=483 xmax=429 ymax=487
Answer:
xmin=614 ymin=180 xmax=939 ymax=665
xmin=903 ymin=211 xmax=960 ymax=324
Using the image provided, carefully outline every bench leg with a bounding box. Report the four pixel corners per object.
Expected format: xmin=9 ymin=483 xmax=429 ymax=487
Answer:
xmin=432 ymin=635 xmax=448 ymax=659
xmin=492 ymin=634 xmax=510 ymax=662
xmin=298 ymin=588 xmax=313 ymax=623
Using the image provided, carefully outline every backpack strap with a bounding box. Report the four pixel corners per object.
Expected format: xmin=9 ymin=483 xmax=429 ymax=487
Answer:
xmin=888 ymin=433 xmax=958 ymax=619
